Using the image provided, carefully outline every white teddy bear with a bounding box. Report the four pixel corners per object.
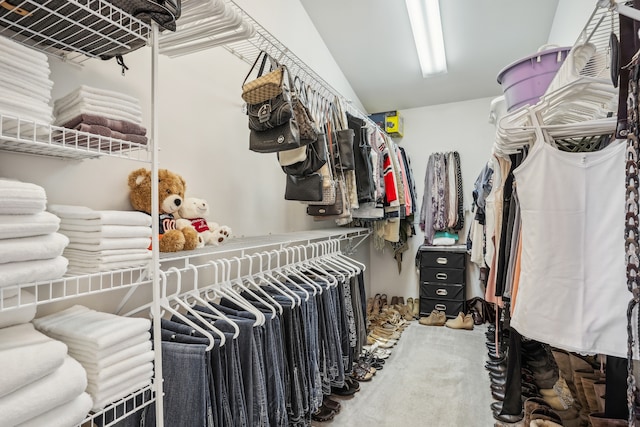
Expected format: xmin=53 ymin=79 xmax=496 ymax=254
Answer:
xmin=175 ymin=197 xmax=232 ymax=247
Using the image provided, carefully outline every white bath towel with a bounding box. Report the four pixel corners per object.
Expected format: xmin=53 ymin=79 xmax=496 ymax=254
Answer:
xmin=0 ymin=322 xmax=50 ymax=349
xmin=63 ymin=249 xmax=151 ymax=264
xmin=0 ymin=233 xmax=69 ymax=265
xmin=0 ymin=37 xmax=49 ymax=69
xmin=0 ymin=356 xmax=87 ymax=426
xmin=54 ymin=103 xmax=142 ymax=126
xmin=86 ymin=362 xmax=153 ymax=395
xmin=91 ymin=377 xmax=152 ymax=411
xmin=34 ymin=305 xmax=151 ymax=350
xmin=66 ymin=260 xmax=151 ymax=275
xmin=17 ymin=392 xmax=92 ymax=427
xmin=55 ymin=85 xmax=140 ymax=108
xmin=49 ymin=205 xmax=151 ymax=226
xmin=0 ymin=64 xmax=52 ymax=91
xmin=0 ymin=51 xmax=51 ymax=85
xmin=59 ymin=225 xmax=151 ymax=238
xmin=0 ymin=211 xmax=60 ymax=240
xmin=0 ymin=72 xmax=51 ymax=103
xmin=67 ymin=333 xmax=151 ymax=363
xmin=80 ymin=340 xmax=152 ymax=371
xmin=0 ymin=178 xmax=47 ymax=214
xmin=0 ymin=289 xmax=36 ymax=328
xmin=0 ymin=339 xmax=68 ymax=398
xmin=0 ymin=88 xmax=53 ymax=116
xmin=0 ymin=256 xmax=68 ymax=288
xmin=0 ymin=104 xmax=52 ymax=126
xmin=85 ymin=350 xmax=154 ymax=383
xmin=65 ymin=237 xmax=151 ymax=252
xmin=55 ymin=94 xmax=142 ymax=117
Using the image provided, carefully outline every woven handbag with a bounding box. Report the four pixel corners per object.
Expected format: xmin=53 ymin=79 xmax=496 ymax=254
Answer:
xmin=242 ymin=52 xmax=284 ymax=104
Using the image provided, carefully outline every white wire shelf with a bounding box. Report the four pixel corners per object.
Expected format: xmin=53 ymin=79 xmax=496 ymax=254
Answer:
xmin=0 ymin=0 xmax=151 ymax=64
xmin=0 ymin=113 xmax=152 ymax=161
xmin=159 ymin=227 xmax=371 ymax=265
xmin=0 ymin=265 xmax=153 ymax=312
xmin=79 ymin=382 xmax=155 ymax=427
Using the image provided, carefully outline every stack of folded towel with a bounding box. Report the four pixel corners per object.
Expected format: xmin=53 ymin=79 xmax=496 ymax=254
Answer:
xmin=33 ymin=305 xmax=154 ymax=411
xmin=0 ymin=35 xmax=54 ymax=127
xmin=48 ymin=204 xmax=152 ymax=275
xmin=0 ymin=323 xmax=91 ymax=427
xmin=53 ymin=85 xmax=147 ymax=151
xmin=0 ymin=178 xmax=68 ymax=288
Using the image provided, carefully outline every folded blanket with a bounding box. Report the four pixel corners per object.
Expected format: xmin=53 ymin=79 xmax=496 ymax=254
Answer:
xmin=60 ymin=225 xmax=151 ymax=239
xmin=91 ymin=377 xmax=152 ymax=411
xmin=0 ymin=211 xmax=60 ymax=240
xmin=63 ymin=248 xmax=151 ymax=263
xmin=17 ymin=392 xmax=92 ymax=427
xmin=0 ymin=256 xmax=68 ymax=288
xmin=0 ymin=233 xmax=68 ymax=265
xmin=74 ymin=123 xmax=148 ymax=146
xmin=67 ymin=333 xmax=151 ymax=363
xmin=0 ymin=356 xmax=87 ymax=426
xmin=34 ymin=305 xmax=151 ymax=351
xmin=60 ymin=114 xmax=147 ymax=136
xmin=49 ymin=205 xmax=151 ymax=226
xmin=86 ymin=362 xmax=153 ymax=395
xmin=80 ymin=340 xmax=152 ymax=371
xmin=65 ymin=237 xmax=151 ymax=252
xmin=0 ymin=289 xmax=36 ymax=328
xmin=66 ymin=259 xmax=151 ymax=274
xmin=54 ymin=103 xmax=142 ymax=126
xmin=0 ymin=339 xmax=68 ymax=398
xmin=0 ymin=178 xmax=47 ymax=215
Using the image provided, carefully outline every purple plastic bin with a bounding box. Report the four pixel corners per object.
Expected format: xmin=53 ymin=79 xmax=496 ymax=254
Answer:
xmin=497 ymin=46 xmax=571 ymax=112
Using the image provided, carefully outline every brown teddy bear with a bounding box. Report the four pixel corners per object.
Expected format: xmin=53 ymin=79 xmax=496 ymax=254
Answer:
xmin=128 ymin=168 xmax=200 ymax=252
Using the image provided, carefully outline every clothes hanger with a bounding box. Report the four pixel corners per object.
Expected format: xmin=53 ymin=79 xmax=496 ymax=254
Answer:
xmin=298 ymin=243 xmax=334 ymax=289
xmin=265 ymin=248 xmax=309 ymax=303
xmin=229 ymin=255 xmax=278 ymax=319
xmin=183 ymin=263 xmax=240 ymax=339
xmin=282 ymin=246 xmax=323 ymax=294
xmin=316 ymin=240 xmax=355 ymax=281
xmin=273 ymin=248 xmax=312 ymax=301
xmin=331 ymin=239 xmax=366 ymax=273
xmin=219 ymin=258 xmax=266 ymax=326
xmin=166 ymin=267 xmax=228 ymax=347
xmin=253 ymin=250 xmax=300 ymax=307
xmin=243 ymin=253 xmax=282 ymax=316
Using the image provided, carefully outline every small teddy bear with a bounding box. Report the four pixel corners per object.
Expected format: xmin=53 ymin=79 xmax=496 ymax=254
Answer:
xmin=128 ymin=168 xmax=200 ymax=252
xmin=175 ymin=197 xmax=232 ymax=246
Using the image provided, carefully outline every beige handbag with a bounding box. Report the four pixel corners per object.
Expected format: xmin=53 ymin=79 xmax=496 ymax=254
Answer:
xmin=242 ymin=51 xmax=284 ymax=104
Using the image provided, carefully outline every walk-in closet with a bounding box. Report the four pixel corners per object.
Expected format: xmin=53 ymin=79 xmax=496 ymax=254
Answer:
xmin=0 ymin=0 xmax=638 ymax=426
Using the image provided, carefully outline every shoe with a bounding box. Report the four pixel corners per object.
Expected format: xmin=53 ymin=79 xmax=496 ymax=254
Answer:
xmin=419 ymin=310 xmax=446 ymax=326
xmin=445 ymin=312 xmax=474 ymax=330
xmin=493 ymin=412 xmax=524 ymax=423
xmin=588 ymin=413 xmax=629 ymax=427
xmin=406 ymin=297 xmax=414 ymax=315
xmin=398 ymin=296 xmax=405 ymax=306
xmin=323 ymin=396 xmax=341 ymax=412
xmin=312 ymin=406 xmax=336 ymax=422
xmin=412 ymin=297 xmax=420 ymax=319
xmin=390 ymin=296 xmax=399 ymax=306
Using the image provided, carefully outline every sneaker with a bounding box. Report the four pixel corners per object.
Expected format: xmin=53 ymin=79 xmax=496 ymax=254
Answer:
xmin=418 ymin=310 xmax=446 ymax=326
xmin=445 ymin=312 xmax=474 ymax=330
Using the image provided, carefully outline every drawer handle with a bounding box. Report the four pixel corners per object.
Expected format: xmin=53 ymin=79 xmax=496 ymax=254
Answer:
xmin=436 ymin=289 xmax=448 ymax=296
xmin=435 ymin=304 xmax=447 ymax=311
xmin=436 ymin=257 xmax=448 ymax=265
xmin=436 ymin=272 xmax=448 ymax=280
xmin=0 ymin=1 xmax=30 ymax=16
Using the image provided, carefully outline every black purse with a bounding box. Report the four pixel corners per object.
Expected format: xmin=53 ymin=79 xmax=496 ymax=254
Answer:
xmin=332 ymin=129 xmax=355 ymax=170
xmin=250 ymin=118 xmax=307 ymax=153
xmin=247 ymin=93 xmax=292 ymax=131
xmin=281 ymin=133 xmax=327 ymax=176
xmin=284 ymin=173 xmax=323 ymax=202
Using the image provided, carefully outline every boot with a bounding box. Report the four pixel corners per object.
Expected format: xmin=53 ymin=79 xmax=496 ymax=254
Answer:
xmin=592 ymin=380 xmax=606 ymax=413
xmin=524 ymin=397 xmax=552 ymax=427
xmin=588 ymin=413 xmax=629 ymax=427
xmin=581 ymin=375 xmax=603 ymax=413
xmin=445 ymin=312 xmax=474 ymax=330
xmin=573 ymin=369 xmax=604 ymax=417
xmin=418 ymin=310 xmax=446 ymax=326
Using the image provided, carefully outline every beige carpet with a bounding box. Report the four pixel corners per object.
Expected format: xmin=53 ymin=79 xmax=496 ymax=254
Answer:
xmin=313 ymin=321 xmax=495 ymax=427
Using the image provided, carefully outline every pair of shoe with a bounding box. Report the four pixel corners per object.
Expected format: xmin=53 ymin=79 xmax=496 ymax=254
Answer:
xmin=331 ymin=376 xmax=360 ymax=396
xmin=418 ymin=310 xmax=446 ymax=326
xmin=312 ymin=396 xmax=342 ymax=422
xmin=406 ymin=297 xmax=420 ymax=319
xmin=445 ymin=312 xmax=474 ymax=330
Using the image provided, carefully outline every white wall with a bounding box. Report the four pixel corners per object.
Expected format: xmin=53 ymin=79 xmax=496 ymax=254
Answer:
xmin=547 ymin=0 xmax=596 ymax=46
xmin=367 ymin=97 xmax=497 ymax=301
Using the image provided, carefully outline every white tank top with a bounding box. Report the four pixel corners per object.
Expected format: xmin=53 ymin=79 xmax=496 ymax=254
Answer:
xmin=511 ymin=129 xmax=629 ymax=358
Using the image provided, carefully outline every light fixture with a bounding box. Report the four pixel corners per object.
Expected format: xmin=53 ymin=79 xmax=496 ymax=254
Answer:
xmin=405 ymin=0 xmax=447 ymax=77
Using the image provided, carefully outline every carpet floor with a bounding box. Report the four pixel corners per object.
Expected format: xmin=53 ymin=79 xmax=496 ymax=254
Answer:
xmin=313 ymin=321 xmax=495 ymax=426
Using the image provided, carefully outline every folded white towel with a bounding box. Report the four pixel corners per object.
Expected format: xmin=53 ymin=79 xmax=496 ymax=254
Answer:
xmin=0 ymin=356 xmax=87 ymax=426
xmin=49 ymin=205 xmax=152 ymax=226
xmin=86 ymin=362 xmax=153 ymax=395
xmin=0 ymin=339 xmax=68 ymax=398
xmin=0 ymin=212 xmax=60 ymax=240
xmin=66 ymin=259 xmax=151 ymax=274
xmin=54 ymin=103 xmax=142 ymax=126
xmin=59 ymin=225 xmax=151 ymax=238
xmin=54 ymin=93 xmax=142 ymax=117
xmin=55 ymin=85 xmax=140 ymax=108
xmin=0 ymin=322 xmax=49 ymax=350
xmin=0 ymin=64 xmax=53 ymax=91
xmin=0 ymin=256 xmax=68 ymax=288
xmin=63 ymin=248 xmax=151 ymax=258
xmin=0 ymin=50 xmax=51 ymax=83
xmin=0 ymin=88 xmax=53 ymax=116
xmin=66 ymin=237 xmax=151 ymax=252
xmin=63 ymin=249 xmax=151 ymax=264
xmin=17 ymin=392 xmax=92 ymax=427
xmin=80 ymin=340 xmax=152 ymax=371
xmin=34 ymin=305 xmax=151 ymax=351
xmin=0 ymin=178 xmax=47 ymax=215
xmin=0 ymin=72 xmax=51 ymax=103
xmin=85 ymin=349 xmax=154 ymax=383
xmin=0 ymin=37 xmax=49 ymax=70
xmin=90 ymin=374 xmax=152 ymax=411
xmin=0 ymin=233 xmax=68 ymax=265
xmin=0 ymin=104 xmax=52 ymax=126
xmin=0 ymin=289 xmax=36 ymax=328
xmin=68 ymin=333 xmax=151 ymax=362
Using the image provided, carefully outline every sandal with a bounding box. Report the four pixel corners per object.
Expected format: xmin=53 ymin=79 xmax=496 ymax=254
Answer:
xmin=352 ymin=364 xmax=373 ymax=381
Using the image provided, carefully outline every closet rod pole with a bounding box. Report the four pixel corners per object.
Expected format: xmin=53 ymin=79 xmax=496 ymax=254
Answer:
xmin=150 ymin=22 xmax=165 ymax=427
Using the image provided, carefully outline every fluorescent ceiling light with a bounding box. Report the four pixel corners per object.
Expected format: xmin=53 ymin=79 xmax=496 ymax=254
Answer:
xmin=405 ymin=0 xmax=447 ymax=77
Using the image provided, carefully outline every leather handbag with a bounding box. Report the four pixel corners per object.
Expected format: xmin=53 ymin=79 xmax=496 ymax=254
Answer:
xmin=280 ymin=133 xmax=327 ymax=176
xmin=278 ymin=145 xmax=307 ymax=166
xmin=242 ymin=52 xmax=284 ymax=104
xmin=249 ymin=118 xmax=305 ymax=153
xmin=307 ymin=178 xmax=345 ymax=216
xmin=332 ymin=129 xmax=355 ymax=170
xmin=247 ymin=93 xmax=292 ymax=131
xmin=284 ymin=173 xmax=323 ymax=202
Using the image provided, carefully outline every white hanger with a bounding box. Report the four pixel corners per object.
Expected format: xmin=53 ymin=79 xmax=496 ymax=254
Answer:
xmin=283 ymin=246 xmax=323 ymax=295
xmin=331 ymin=239 xmax=366 ymax=273
xmin=219 ymin=258 xmax=266 ymax=327
xmin=295 ymin=244 xmax=332 ymax=291
xmin=243 ymin=253 xmax=282 ymax=316
xmin=272 ymin=248 xmax=311 ymax=301
xmin=183 ymin=264 xmax=240 ymax=339
xmin=254 ymin=251 xmax=300 ymax=307
xmin=229 ymin=255 xmax=278 ymax=319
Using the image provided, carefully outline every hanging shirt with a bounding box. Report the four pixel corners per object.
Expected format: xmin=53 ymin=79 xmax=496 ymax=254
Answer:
xmin=511 ymin=132 xmax=628 ymax=358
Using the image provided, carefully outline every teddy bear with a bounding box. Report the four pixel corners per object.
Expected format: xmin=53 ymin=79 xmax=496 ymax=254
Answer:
xmin=174 ymin=197 xmax=232 ymax=246
xmin=128 ymin=168 xmax=200 ymax=252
